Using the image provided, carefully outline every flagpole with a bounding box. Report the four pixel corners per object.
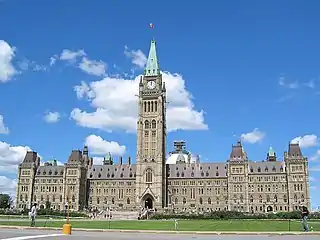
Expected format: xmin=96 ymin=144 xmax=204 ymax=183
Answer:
xmin=149 ymin=23 xmax=155 ymax=41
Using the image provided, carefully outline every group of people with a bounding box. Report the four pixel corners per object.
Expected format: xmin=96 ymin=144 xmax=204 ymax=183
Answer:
xmin=26 ymin=202 xmax=311 ymax=232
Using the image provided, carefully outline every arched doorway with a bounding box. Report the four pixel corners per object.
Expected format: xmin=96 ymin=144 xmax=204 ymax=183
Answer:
xmin=142 ymin=194 xmax=154 ymax=209
xmin=267 ymin=206 xmax=273 ymax=212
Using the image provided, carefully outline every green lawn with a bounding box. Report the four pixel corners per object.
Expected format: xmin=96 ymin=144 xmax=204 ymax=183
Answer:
xmin=0 ymin=219 xmax=319 ymax=232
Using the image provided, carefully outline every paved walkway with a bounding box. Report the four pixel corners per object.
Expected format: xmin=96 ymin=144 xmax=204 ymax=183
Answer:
xmin=0 ymin=228 xmax=320 ymax=240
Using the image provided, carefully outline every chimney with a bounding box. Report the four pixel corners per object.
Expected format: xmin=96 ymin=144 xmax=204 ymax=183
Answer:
xmin=119 ymin=156 xmax=123 ymax=165
xmin=128 ymin=156 xmax=131 ymax=165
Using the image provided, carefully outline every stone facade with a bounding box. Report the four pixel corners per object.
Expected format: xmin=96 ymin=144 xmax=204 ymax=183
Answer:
xmin=15 ymin=39 xmax=311 ymax=214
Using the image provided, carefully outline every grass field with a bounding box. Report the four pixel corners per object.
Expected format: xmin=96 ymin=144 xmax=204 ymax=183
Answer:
xmin=0 ymin=219 xmax=319 ymax=232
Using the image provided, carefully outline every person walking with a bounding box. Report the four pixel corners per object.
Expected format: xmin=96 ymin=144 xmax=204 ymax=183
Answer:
xmin=29 ymin=203 xmax=37 ymax=227
xmin=300 ymin=203 xmax=309 ymax=232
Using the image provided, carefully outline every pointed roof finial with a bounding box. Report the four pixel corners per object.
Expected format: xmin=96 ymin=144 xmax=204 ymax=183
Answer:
xmin=144 ymin=39 xmax=160 ymax=76
xmin=268 ymin=146 xmax=275 ymax=157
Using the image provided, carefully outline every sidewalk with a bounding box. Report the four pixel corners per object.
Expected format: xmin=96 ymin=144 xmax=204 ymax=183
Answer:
xmin=0 ymin=225 xmax=319 ymax=235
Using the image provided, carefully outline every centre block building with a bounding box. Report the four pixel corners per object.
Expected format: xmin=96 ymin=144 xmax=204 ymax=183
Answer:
xmin=15 ymin=39 xmax=311 ymax=214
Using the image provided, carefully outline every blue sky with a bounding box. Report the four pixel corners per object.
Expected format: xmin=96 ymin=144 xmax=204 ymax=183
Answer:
xmin=0 ymin=0 xmax=320 ymax=209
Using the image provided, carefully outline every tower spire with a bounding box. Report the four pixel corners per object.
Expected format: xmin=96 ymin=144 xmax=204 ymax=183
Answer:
xmin=144 ymin=39 xmax=160 ymax=76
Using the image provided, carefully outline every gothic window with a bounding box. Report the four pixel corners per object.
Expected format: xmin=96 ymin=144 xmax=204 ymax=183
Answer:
xmin=60 ymin=195 xmax=62 ymax=202
xmin=151 ymin=120 xmax=156 ymax=129
xmin=249 ymin=195 xmax=253 ymax=203
xmin=151 ymin=101 xmax=154 ymax=112
xmin=266 ymin=195 xmax=270 ymax=202
xmin=144 ymin=102 xmax=147 ymax=112
xmin=146 ymin=169 xmax=152 ymax=183
xmin=257 ymin=167 xmax=261 ymax=172
xmin=112 ymin=198 xmax=115 ymax=204
xmin=41 ymin=195 xmax=43 ymax=201
xmin=201 ymin=172 xmax=204 ymax=177
xmin=208 ymin=198 xmax=211 ymax=204
xmin=240 ymin=195 xmax=244 ymax=203
xmin=175 ymin=198 xmax=178 ymax=204
xmin=155 ymin=101 xmax=158 ymax=112
xmin=34 ymin=195 xmax=36 ymax=201
xmin=274 ymin=195 xmax=278 ymax=202
xmin=283 ymin=195 xmax=287 ymax=203
xmin=120 ymin=173 xmax=124 ymax=178
xmin=265 ymin=167 xmax=268 ymax=172
xmin=199 ymin=197 xmax=203 ymax=204
xmin=144 ymin=120 xmax=150 ymax=129
xmin=98 ymin=173 xmax=101 ymax=178
xmin=127 ymin=198 xmax=130 ymax=204
xmin=49 ymin=170 xmax=52 ymax=175
xmin=111 ymin=173 xmax=114 ymax=178
xmin=259 ymin=195 xmax=262 ymax=203
xmin=272 ymin=166 xmax=276 ymax=172
xmin=144 ymin=131 xmax=149 ymax=137
xmin=294 ymin=194 xmax=298 ymax=202
xmin=206 ymin=172 xmax=209 ymax=177
xmin=191 ymin=172 xmax=194 ymax=177
xmin=301 ymin=194 xmax=305 ymax=202
xmin=148 ymin=102 xmax=150 ymax=112
xmin=176 ymin=172 xmax=180 ymax=177
xmin=280 ymin=166 xmax=283 ymax=172
xmin=97 ymin=197 xmax=100 ymax=204
xmin=52 ymin=195 xmax=55 ymax=202
xmin=181 ymin=172 xmax=184 ymax=177
xmin=215 ymin=171 xmax=219 ymax=177
xmin=129 ymin=172 xmax=133 ymax=178
xmin=250 ymin=168 xmax=253 ymax=172
xmin=183 ymin=198 xmax=186 ymax=204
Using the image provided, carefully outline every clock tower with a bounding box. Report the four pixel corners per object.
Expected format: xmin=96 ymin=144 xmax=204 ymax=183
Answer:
xmin=135 ymin=39 xmax=167 ymax=210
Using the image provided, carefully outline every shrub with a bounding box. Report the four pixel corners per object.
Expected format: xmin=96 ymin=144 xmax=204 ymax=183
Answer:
xmin=150 ymin=210 xmax=320 ymax=220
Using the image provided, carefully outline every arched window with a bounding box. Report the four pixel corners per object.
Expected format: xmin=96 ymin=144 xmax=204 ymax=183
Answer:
xmin=208 ymin=198 xmax=211 ymax=204
xmin=112 ymin=198 xmax=115 ymax=204
xmin=151 ymin=120 xmax=156 ymax=129
xmin=33 ymin=195 xmax=37 ymax=201
xmin=199 ymin=197 xmax=203 ymax=204
xmin=258 ymin=167 xmax=261 ymax=172
xmin=294 ymin=194 xmax=298 ymax=202
xmin=259 ymin=195 xmax=262 ymax=203
xmin=249 ymin=195 xmax=253 ymax=203
xmin=127 ymin=198 xmax=130 ymax=204
xmin=283 ymin=195 xmax=287 ymax=203
xmin=146 ymin=169 xmax=152 ymax=183
xmin=266 ymin=195 xmax=270 ymax=202
xmin=151 ymin=101 xmax=154 ymax=112
xmin=144 ymin=102 xmax=147 ymax=112
xmin=240 ymin=195 xmax=244 ymax=203
xmin=144 ymin=120 xmax=150 ymax=129
xmin=147 ymin=102 xmax=150 ymax=112
xmin=183 ymin=198 xmax=186 ymax=204
xmin=97 ymin=197 xmax=100 ymax=204
xmin=175 ymin=198 xmax=178 ymax=204
xmin=155 ymin=101 xmax=158 ymax=112
xmin=301 ymin=194 xmax=305 ymax=202
xmin=274 ymin=195 xmax=278 ymax=202
xmin=265 ymin=167 xmax=268 ymax=172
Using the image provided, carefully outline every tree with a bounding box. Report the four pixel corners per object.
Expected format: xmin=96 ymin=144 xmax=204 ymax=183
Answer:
xmin=45 ymin=200 xmax=51 ymax=209
xmin=0 ymin=194 xmax=12 ymax=209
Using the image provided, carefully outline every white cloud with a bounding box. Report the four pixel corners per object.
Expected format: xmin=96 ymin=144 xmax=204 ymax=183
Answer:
xmin=78 ymin=57 xmax=106 ymax=77
xmin=0 ymin=175 xmax=17 ymax=199
xmin=278 ymin=76 xmax=299 ymax=89
xmin=0 ymin=141 xmax=32 ymax=174
xmin=17 ymin=59 xmax=48 ymax=72
xmin=0 ymin=115 xmax=9 ymax=134
xmin=92 ymin=157 xmax=104 ymax=165
xmin=305 ymin=79 xmax=315 ymax=89
xmin=124 ymin=46 xmax=147 ymax=68
xmin=49 ymin=56 xmax=57 ymax=66
xmin=0 ymin=40 xmax=17 ymax=82
xmin=84 ymin=134 xmax=126 ymax=156
xmin=43 ymin=111 xmax=60 ymax=123
xmin=241 ymin=128 xmax=265 ymax=144
xmin=71 ymin=71 xmax=207 ymax=132
xmin=291 ymin=134 xmax=318 ymax=148
xmin=60 ymin=49 xmax=86 ymax=62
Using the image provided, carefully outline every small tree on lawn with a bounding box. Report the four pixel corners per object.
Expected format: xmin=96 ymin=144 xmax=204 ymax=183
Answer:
xmin=0 ymin=194 xmax=12 ymax=209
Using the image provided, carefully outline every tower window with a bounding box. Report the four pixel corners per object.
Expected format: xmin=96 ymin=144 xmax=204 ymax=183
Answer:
xmin=151 ymin=101 xmax=154 ymax=112
xmin=155 ymin=101 xmax=157 ymax=112
xmin=148 ymin=102 xmax=151 ymax=112
xmin=144 ymin=102 xmax=147 ymax=112
xmin=144 ymin=120 xmax=150 ymax=129
xmin=151 ymin=120 xmax=156 ymax=129
xmin=146 ymin=169 xmax=152 ymax=183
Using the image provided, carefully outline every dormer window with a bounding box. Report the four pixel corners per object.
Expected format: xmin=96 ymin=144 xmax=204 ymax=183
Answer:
xmin=215 ymin=172 xmax=219 ymax=177
xmin=265 ymin=167 xmax=268 ymax=172
xmin=107 ymin=173 xmax=110 ymax=178
xmin=191 ymin=172 xmax=194 ymax=177
xmin=120 ymin=173 xmax=124 ymax=178
xmin=98 ymin=173 xmax=101 ymax=178
xmin=176 ymin=172 xmax=180 ymax=177
xmin=257 ymin=167 xmax=261 ymax=172
xmin=201 ymin=172 xmax=204 ymax=177
xmin=43 ymin=171 xmax=46 ymax=175
xmin=181 ymin=172 xmax=184 ymax=177
xmin=250 ymin=168 xmax=253 ymax=173
xmin=272 ymin=166 xmax=276 ymax=172
xmin=49 ymin=170 xmax=52 ymax=175
xmin=111 ymin=173 xmax=114 ymax=178
xmin=206 ymin=172 xmax=209 ymax=177
xmin=90 ymin=174 xmax=93 ymax=178
xmin=54 ymin=171 xmax=58 ymax=175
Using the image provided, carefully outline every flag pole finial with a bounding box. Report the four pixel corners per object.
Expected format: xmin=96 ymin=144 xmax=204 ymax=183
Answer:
xmin=149 ymin=23 xmax=155 ymax=41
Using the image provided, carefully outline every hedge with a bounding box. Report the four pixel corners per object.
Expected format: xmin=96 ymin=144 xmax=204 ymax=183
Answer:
xmin=0 ymin=209 xmax=88 ymax=218
xmin=150 ymin=210 xmax=320 ymax=220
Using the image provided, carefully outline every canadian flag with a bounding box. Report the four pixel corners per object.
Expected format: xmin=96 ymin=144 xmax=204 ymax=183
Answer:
xmin=149 ymin=23 xmax=155 ymax=29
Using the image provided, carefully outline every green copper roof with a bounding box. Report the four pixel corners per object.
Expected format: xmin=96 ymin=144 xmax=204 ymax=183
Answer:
xmin=268 ymin=146 xmax=275 ymax=156
xmin=144 ymin=40 xmax=160 ymax=76
xmin=105 ymin=152 xmax=112 ymax=161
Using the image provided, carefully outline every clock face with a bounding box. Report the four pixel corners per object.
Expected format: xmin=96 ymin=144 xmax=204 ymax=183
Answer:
xmin=147 ymin=80 xmax=156 ymax=89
